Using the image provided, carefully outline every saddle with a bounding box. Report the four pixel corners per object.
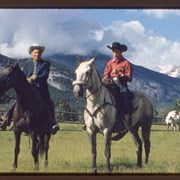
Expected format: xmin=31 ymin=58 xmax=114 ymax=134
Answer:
xmin=103 ymin=80 xmax=135 ymax=133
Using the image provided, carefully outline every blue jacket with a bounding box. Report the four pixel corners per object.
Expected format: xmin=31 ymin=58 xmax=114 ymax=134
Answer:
xmin=23 ymin=59 xmax=51 ymax=102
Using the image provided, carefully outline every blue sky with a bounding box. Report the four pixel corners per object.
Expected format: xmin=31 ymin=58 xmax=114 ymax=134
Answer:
xmin=84 ymin=9 xmax=180 ymax=41
xmin=0 ymin=9 xmax=180 ymax=69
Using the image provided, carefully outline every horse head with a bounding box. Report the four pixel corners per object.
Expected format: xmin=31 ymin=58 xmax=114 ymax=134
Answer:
xmin=0 ymin=63 xmax=25 ymax=96
xmin=72 ymin=56 xmax=96 ymax=98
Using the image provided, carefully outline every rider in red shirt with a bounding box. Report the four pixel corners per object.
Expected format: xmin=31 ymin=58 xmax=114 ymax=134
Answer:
xmin=103 ymin=42 xmax=132 ymax=86
xmin=102 ymin=42 xmax=133 ymax=131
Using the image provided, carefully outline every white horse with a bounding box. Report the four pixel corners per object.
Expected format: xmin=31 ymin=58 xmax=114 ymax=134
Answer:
xmin=72 ymin=57 xmax=153 ymax=173
xmin=165 ymin=110 xmax=180 ymax=131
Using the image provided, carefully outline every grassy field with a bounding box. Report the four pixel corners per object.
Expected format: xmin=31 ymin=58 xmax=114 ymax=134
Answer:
xmin=1 ymin=123 xmax=180 ymax=174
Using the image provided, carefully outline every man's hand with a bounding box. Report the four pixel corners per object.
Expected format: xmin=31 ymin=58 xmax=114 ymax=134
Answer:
xmin=102 ymin=78 xmax=113 ymax=84
xmin=118 ymin=70 xmax=124 ymax=77
xmin=27 ymin=74 xmax=37 ymax=84
xmin=112 ymin=69 xmax=124 ymax=77
xmin=31 ymin=74 xmax=37 ymax=80
xmin=27 ymin=77 xmax=33 ymax=84
xmin=112 ymin=69 xmax=119 ymax=74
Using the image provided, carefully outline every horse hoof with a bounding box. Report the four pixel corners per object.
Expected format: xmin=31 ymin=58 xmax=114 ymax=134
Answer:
xmin=34 ymin=168 xmax=39 ymax=171
xmin=107 ymin=169 xmax=111 ymax=174
xmin=34 ymin=166 xmax=39 ymax=171
xmin=93 ymin=168 xmax=97 ymax=174
xmin=11 ymin=167 xmax=16 ymax=172
xmin=44 ymin=161 xmax=48 ymax=168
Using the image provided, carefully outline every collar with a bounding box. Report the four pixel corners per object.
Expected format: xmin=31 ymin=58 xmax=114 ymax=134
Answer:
xmin=33 ymin=60 xmax=38 ymax=65
xmin=112 ymin=57 xmax=124 ymax=63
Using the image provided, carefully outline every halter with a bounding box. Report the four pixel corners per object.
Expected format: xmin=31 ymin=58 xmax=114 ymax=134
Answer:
xmin=73 ymin=60 xmax=117 ymax=126
xmin=72 ymin=68 xmax=101 ymax=99
xmin=72 ymin=68 xmax=93 ymax=88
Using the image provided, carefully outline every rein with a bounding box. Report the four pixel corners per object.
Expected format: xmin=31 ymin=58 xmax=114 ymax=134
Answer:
xmin=73 ymin=64 xmax=117 ymax=121
xmin=85 ymin=101 xmax=114 ymax=119
xmin=85 ymin=84 xmax=103 ymax=100
xmin=85 ymin=68 xmax=116 ymax=120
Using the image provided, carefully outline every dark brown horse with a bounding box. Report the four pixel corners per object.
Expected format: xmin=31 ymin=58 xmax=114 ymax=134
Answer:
xmin=0 ymin=64 xmax=51 ymax=171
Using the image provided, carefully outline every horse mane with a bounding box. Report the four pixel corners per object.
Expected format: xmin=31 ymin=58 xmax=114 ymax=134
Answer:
xmin=92 ymin=66 xmax=103 ymax=84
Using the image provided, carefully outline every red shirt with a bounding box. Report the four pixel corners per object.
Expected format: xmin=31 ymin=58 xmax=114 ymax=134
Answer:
xmin=103 ymin=57 xmax=133 ymax=82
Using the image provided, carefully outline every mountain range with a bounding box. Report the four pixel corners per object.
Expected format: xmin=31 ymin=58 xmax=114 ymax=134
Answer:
xmin=153 ymin=64 xmax=180 ymax=78
xmin=0 ymin=53 xmax=180 ymax=111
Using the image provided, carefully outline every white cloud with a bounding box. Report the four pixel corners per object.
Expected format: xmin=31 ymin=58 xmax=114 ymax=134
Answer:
xmin=142 ymin=9 xmax=180 ymax=19
xmin=0 ymin=9 xmax=180 ymax=69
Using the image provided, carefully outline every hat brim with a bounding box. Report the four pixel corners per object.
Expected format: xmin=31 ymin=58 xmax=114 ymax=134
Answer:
xmin=28 ymin=46 xmax=45 ymax=54
xmin=107 ymin=44 xmax=127 ymax=52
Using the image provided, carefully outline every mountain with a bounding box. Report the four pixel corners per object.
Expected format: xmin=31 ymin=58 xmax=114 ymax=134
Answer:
xmin=0 ymin=53 xmax=180 ymax=111
xmin=153 ymin=64 xmax=180 ymax=78
xmin=48 ymin=54 xmax=180 ymax=108
xmin=129 ymin=64 xmax=180 ymax=107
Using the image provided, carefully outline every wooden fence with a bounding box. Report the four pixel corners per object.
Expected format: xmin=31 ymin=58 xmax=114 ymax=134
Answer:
xmin=0 ymin=109 xmax=165 ymax=125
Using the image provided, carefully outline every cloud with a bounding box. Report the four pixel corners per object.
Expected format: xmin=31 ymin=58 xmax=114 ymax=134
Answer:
xmin=0 ymin=9 xmax=180 ymax=69
xmin=0 ymin=9 xmax=103 ymax=57
xmin=142 ymin=9 xmax=180 ymax=19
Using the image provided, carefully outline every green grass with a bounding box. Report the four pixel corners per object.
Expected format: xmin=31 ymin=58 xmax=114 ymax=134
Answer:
xmin=1 ymin=123 xmax=180 ymax=174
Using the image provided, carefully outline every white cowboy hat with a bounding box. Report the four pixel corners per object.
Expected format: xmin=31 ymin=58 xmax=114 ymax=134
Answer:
xmin=28 ymin=43 xmax=45 ymax=54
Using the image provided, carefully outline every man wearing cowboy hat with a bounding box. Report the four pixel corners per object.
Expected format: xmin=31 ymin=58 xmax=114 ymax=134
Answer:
xmin=102 ymin=42 xmax=133 ymax=132
xmin=0 ymin=43 xmax=59 ymax=135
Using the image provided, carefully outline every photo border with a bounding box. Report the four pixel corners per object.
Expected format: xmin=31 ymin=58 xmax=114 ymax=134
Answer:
xmin=0 ymin=0 xmax=180 ymax=180
xmin=0 ymin=0 xmax=180 ymax=8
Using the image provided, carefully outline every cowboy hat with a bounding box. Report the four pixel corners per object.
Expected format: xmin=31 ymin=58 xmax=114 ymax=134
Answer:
xmin=107 ymin=42 xmax=127 ymax=52
xmin=28 ymin=43 xmax=45 ymax=54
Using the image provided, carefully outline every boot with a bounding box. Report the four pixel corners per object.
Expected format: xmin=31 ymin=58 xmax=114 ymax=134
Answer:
xmin=51 ymin=124 xmax=60 ymax=135
xmin=119 ymin=119 xmax=127 ymax=132
xmin=49 ymin=115 xmax=60 ymax=135
xmin=0 ymin=111 xmax=12 ymax=131
xmin=0 ymin=119 xmax=8 ymax=130
xmin=118 ymin=112 xmax=126 ymax=132
xmin=123 ymin=114 xmax=132 ymax=131
xmin=47 ymin=108 xmax=60 ymax=135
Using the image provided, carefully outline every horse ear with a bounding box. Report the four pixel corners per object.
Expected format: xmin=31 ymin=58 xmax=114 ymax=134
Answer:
xmin=88 ymin=57 xmax=96 ymax=65
xmin=14 ymin=63 xmax=19 ymax=68
xmin=76 ymin=56 xmax=81 ymax=66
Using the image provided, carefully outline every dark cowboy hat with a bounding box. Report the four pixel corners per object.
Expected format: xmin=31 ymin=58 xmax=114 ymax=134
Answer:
xmin=28 ymin=43 xmax=45 ymax=54
xmin=107 ymin=42 xmax=127 ymax=52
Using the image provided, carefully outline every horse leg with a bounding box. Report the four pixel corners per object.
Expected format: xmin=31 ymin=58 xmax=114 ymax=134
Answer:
xmin=12 ymin=131 xmax=21 ymax=171
xmin=173 ymin=124 xmax=176 ymax=131
xmin=130 ymin=125 xmax=142 ymax=168
xmin=31 ymin=132 xmax=39 ymax=171
xmin=141 ymin=124 xmax=151 ymax=164
xmin=44 ymin=133 xmax=51 ymax=168
xmin=103 ymin=129 xmax=112 ymax=173
xmin=87 ymin=130 xmax=97 ymax=174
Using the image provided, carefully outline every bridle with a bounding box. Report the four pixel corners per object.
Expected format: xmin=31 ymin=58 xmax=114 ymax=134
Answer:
xmin=72 ymin=68 xmax=103 ymax=99
xmin=73 ymin=61 xmax=116 ymax=121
